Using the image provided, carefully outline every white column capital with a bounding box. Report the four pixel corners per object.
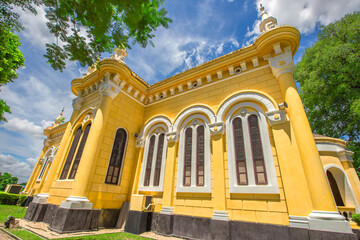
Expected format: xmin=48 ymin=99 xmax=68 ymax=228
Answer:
xmin=72 ymin=97 xmax=83 ymax=110
xmin=99 ymin=79 xmax=121 ymax=99
xmin=268 ymin=51 xmax=295 ymax=79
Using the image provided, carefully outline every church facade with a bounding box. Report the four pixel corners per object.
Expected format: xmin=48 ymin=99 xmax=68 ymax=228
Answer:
xmin=24 ymin=8 xmax=360 ymax=239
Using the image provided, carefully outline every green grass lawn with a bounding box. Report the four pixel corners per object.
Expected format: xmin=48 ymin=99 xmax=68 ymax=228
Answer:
xmin=0 ymin=204 xmax=149 ymax=239
xmin=0 ymin=204 xmax=26 ymax=222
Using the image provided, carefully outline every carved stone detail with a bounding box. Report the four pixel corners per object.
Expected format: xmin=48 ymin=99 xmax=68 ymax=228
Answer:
xmin=268 ymin=52 xmax=294 ymax=78
xmin=209 ymin=122 xmax=224 ymax=135
xmin=266 ymin=109 xmax=287 ymax=126
xmin=166 ymin=131 xmax=178 ymax=143
xmin=99 ymin=79 xmax=121 ymax=99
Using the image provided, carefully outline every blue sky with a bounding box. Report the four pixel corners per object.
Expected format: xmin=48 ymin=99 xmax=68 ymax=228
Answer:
xmin=0 ymin=0 xmax=359 ymax=183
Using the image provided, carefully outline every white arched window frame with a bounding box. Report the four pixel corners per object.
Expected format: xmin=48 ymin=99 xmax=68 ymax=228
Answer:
xmin=37 ymin=148 xmax=53 ymax=182
xmin=176 ymin=114 xmax=212 ymax=193
xmin=138 ymin=123 xmax=168 ymax=192
xmin=324 ymin=164 xmax=360 ymax=213
xmin=44 ymin=146 xmax=59 ymax=181
xmin=226 ymin=102 xmax=279 ymax=194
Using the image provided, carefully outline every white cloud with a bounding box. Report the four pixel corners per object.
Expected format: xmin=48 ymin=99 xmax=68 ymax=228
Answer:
xmin=17 ymin=6 xmax=54 ymax=50
xmin=0 ymin=153 xmax=38 ymax=183
xmin=245 ymin=0 xmax=360 ymax=42
xmin=3 ymin=118 xmax=45 ymax=138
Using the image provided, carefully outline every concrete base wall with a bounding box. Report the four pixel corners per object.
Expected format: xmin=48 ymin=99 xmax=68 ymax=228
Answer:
xmin=24 ymin=202 xmax=124 ymax=233
xmin=126 ymin=211 xmax=358 ymax=240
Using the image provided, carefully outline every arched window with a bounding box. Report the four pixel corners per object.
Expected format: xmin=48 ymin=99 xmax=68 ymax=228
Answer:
xmin=60 ymin=124 xmax=91 ymax=180
xmin=105 ymin=128 xmax=127 ymax=184
xmin=69 ymin=124 xmax=91 ymax=179
xmin=60 ymin=127 xmax=82 ymax=179
xmin=37 ymin=148 xmax=53 ymax=181
xmin=226 ymin=103 xmax=278 ymax=194
xmin=139 ymin=125 xmax=168 ymax=191
xmin=176 ymin=115 xmax=211 ymax=193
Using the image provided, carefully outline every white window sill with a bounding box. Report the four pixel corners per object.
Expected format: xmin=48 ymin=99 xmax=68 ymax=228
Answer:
xmin=176 ymin=185 xmax=212 ymax=193
xmin=138 ymin=186 xmax=163 ymax=192
xmin=229 ymin=184 xmax=279 ymax=194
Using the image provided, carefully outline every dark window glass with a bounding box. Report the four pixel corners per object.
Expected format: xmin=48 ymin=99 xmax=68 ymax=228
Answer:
xmin=153 ymin=134 xmax=165 ymax=186
xmin=68 ymin=124 xmax=91 ymax=179
xmin=233 ymin=118 xmax=248 ymax=185
xmin=105 ymin=128 xmax=127 ymax=184
xmin=327 ymin=171 xmax=345 ymax=206
xmin=196 ymin=126 xmax=205 ymax=186
xmin=183 ymin=128 xmax=192 ymax=186
xmin=144 ymin=135 xmax=155 ymax=186
xmin=248 ymin=115 xmax=267 ymax=185
xmin=60 ymin=127 xmax=82 ymax=179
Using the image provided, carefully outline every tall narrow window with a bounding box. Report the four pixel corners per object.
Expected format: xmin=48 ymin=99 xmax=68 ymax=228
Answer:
xmin=184 ymin=128 xmax=192 ymax=186
xmin=196 ymin=126 xmax=204 ymax=186
xmin=68 ymin=124 xmax=91 ymax=179
xmin=226 ymin=103 xmax=279 ymax=194
xmin=105 ymin=128 xmax=127 ymax=184
xmin=153 ymin=134 xmax=165 ymax=186
xmin=60 ymin=127 xmax=82 ymax=179
xmin=233 ymin=118 xmax=248 ymax=185
xmin=248 ymin=115 xmax=267 ymax=185
xmin=176 ymin=116 xmax=211 ymax=193
xmin=138 ymin=124 xmax=168 ymax=192
xmin=144 ymin=135 xmax=155 ymax=186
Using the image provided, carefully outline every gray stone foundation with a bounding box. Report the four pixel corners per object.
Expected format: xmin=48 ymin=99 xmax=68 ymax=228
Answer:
xmin=126 ymin=211 xmax=358 ymax=240
xmin=24 ymin=202 xmax=48 ymax=222
xmin=24 ymin=202 xmax=126 ymax=233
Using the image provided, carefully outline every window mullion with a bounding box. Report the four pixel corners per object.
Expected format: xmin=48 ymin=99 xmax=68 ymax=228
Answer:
xmin=149 ymin=135 xmax=159 ymax=187
xmin=243 ymin=116 xmax=255 ymax=185
xmin=191 ymin=126 xmax=197 ymax=187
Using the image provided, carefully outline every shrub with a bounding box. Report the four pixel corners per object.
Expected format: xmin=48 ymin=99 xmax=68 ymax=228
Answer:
xmin=352 ymin=214 xmax=360 ymax=225
xmin=0 ymin=192 xmax=28 ymax=205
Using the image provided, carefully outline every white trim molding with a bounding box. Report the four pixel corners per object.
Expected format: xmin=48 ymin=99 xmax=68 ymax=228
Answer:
xmin=173 ymin=105 xmax=216 ymax=133
xmin=225 ymin=102 xmax=279 ymax=194
xmin=176 ymin=114 xmax=212 ymax=193
xmin=289 ymin=211 xmax=352 ymax=233
xmin=138 ymin=124 xmax=168 ymax=192
xmin=60 ymin=196 xmax=93 ymax=209
xmin=160 ymin=206 xmax=174 ymax=215
xmin=308 ymin=210 xmax=352 ymax=233
xmin=32 ymin=193 xmax=49 ymax=204
xmin=137 ymin=116 xmax=172 ymax=148
xmin=212 ymin=210 xmax=229 ymax=221
xmin=217 ymin=92 xmax=277 ymax=123
xmin=316 ymin=142 xmax=354 ymax=162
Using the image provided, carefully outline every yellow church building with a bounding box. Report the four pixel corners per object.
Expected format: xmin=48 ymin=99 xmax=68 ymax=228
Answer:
xmin=23 ymin=7 xmax=360 ymax=239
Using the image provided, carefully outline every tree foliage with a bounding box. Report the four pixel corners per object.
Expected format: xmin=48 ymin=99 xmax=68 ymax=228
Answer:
xmin=0 ymin=0 xmax=171 ymax=122
xmin=295 ymin=11 xmax=360 ymax=173
xmin=42 ymin=0 xmax=172 ymax=71
xmin=0 ymin=172 xmax=18 ymax=191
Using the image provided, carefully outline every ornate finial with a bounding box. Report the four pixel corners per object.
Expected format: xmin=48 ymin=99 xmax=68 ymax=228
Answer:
xmin=259 ymin=4 xmax=278 ymax=33
xmin=260 ymin=4 xmax=264 ymax=12
xmin=114 ymin=48 xmax=127 ymax=62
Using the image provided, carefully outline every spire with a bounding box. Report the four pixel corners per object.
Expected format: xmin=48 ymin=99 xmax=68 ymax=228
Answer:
xmin=54 ymin=108 xmax=65 ymax=125
xmin=259 ymin=4 xmax=278 ymax=33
